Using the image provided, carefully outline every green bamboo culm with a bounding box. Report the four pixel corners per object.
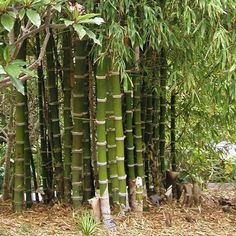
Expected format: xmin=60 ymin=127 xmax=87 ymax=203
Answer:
xmin=171 ymin=90 xmax=176 ymax=171
xmin=106 ymin=67 xmax=119 ymax=204
xmin=71 ymin=39 xmax=87 ymax=207
xmin=13 ymin=40 xmax=26 ymax=212
xmin=96 ymin=55 xmax=112 ymax=220
xmin=124 ymin=77 xmax=136 ymax=208
xmin=151 ymin=55 xmax=160 ymax=192
xmin=36 ymin=34 xmax=52 ymax=202
xmin=144 ymin=88 xmax=153 ymax=193
xmin=133 ymin=76 xmax=145 ymax=193
xmin=24 ymin=83 xmax=33 ymax=208
xmin=141 ymin=80 xmax=147 ymax=141
xmin=111 ymin=60 xmax=127 ymax=206
xmin=46 ymin=34 xmax=64 ymax=201
xmin=159 ymin=48 xmax=167 ymax=175
xmin=14 ymin=91 xmax=25 ymax=212
xmin=62 ymin=30 xmax=73 ymax=204
xmin=82 ymin=46 xmax=94 ymax=202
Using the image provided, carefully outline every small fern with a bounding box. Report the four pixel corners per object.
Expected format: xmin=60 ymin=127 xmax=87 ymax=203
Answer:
xmin=75 ymin=212 xmax=98 ymax=236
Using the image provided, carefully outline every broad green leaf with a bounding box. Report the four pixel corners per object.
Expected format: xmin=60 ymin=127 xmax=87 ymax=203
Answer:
xmin=3 ymin=47 xmax=10 ymax=63
xmin=53 ymin=4 xmax=62 ymax=12
xmin=64 ymin=19 xmax=74 ymax=27
xmin=26 ymin=9 xmax=41 ymax=28
xmin=1 ymin=13 xmax=14 ymax=32
xmin=76 ymin=13 xmax=100 ymax=22
xmin=79 ymin=17 xmax=104 ymax=25
xmin=0 ymin=65 xmax=6 ymax=75
xmin=8 ymin=11 xmax=16 ymax=18
xmin=73 ymin=24 xmax=86 ymax=40
xmin=19 ymin=9 xmax=26 ymax=20
xmin=12 ymin=59 xmax=27 ymax=66
xmin=84 ymin=28 xmax=101 ymax=45
xmin=10 ymin=77 xmax=24 ymax=95
xmin=21 ymin=67 xmax=37 ymax=78
xmin=5 ymin=64 xmax=22 ymax=79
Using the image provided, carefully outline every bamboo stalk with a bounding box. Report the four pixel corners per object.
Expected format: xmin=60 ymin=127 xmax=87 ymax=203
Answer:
xmin=96 ymin=56 xmax=112 ymax=220
xmin=46 ymin=34 xmax=64 ymax=201
xmin=111 ymin=61 xmax=127 ymax=206
xmin=62 ymin=30 xmax=73 ymax=204
xmin=171 ymin=90 xmax=176 ymax=171
xmin=71 ymin=39 xmax=87 ymax=207
xmin=24 ymin=83 xmax=33 ymax=208
xmin=159 ymin=48 xmax=167 ymax=175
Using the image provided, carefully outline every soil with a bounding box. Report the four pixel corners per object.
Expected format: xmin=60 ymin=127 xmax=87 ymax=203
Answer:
xmin=0 ymin=183 xmax=236 ymax=236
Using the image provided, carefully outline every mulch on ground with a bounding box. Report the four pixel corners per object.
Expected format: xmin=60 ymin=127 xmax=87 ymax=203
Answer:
xmin=0 ymin=184 xmax=236 ymax=236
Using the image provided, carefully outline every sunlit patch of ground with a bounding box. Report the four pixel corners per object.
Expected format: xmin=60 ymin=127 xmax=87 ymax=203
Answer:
xmin=0 ymin=184 xmax=235 ymax=236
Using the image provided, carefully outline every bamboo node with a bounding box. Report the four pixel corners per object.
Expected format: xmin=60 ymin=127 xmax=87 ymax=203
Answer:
xmin=116 ymin=156 xmax=125 ymax=161
xmin=97 ymin=161 xmax=107 ymax=166
xmin=97 ymin=98 xmax=107 ymax=102
xmin=96 ymin=75 xmax=106 ymax=80
xmin=118 ymin=192 xmax=127 ymax=197
xmin=110 ymin=174 xmax=118 ymax=179
xmin=97 ymin=141 xmax=107 ymax=146
xmin=16 ymin=122 xmax=25 ymax=126
xmin=113 ymin=94 xmax=122 ymax=99
xmin=96 ymin=120 xmax=106 ymax=125
xmin=98 ymin=179 xmax=108 ymax=184
xmin=128 ymin=164 xmax=135 ymax=167
xmin=115 ymin=136 xmax=125 ymax=141
xmin=16 ymin=102 xmax=25 ymax=106
xmin=125 ymin=129 xmax=133 ymax=133
xmin=118 ymin=175 xmax=127 ymax=180
xmin=107 ymin=144 xmax=116 ymax=148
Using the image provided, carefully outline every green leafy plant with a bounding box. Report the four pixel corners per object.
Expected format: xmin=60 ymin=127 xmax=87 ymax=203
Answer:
xmin=75 ymin=212 xmax=98 ymax=236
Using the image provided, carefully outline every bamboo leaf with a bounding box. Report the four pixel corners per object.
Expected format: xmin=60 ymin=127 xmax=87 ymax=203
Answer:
xmin=26 ymin=9 xmax=41 ymax=28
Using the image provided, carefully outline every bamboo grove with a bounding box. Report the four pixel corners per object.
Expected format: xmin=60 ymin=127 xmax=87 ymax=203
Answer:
xmin=0 ymin=0 xmax=235 ymax=222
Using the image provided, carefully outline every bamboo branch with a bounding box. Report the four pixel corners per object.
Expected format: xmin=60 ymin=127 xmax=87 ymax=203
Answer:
xmin=0 ymin=30 xmax=51 ymax=88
